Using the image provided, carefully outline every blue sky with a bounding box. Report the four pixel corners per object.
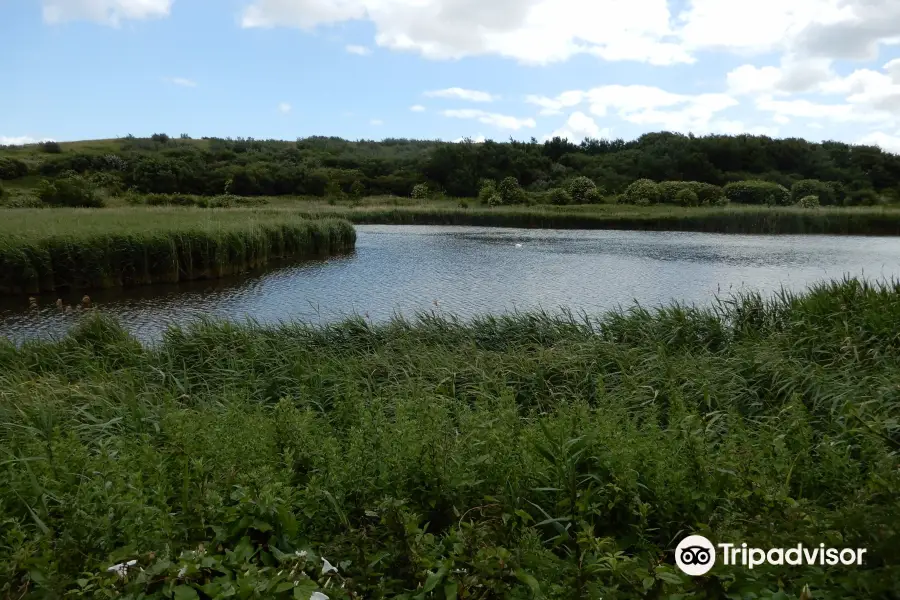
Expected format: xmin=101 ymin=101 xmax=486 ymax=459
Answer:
xmin=2 ymin=0 xmax=900 ymax=152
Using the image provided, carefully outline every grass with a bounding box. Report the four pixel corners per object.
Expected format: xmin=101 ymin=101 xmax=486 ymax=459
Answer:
xmin=281 ymin=199 xmax=900 ymax=235
xmin=0 ymin=208 xmax=356 ymax=295
xmin=0 ymin=277 xmax=898 ymax=598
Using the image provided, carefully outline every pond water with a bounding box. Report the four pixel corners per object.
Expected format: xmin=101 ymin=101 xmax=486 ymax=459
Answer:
xmin=3 ymin=225 xmax=900 ymax=343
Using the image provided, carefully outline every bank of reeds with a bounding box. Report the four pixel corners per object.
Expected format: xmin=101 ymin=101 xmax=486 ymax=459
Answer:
xmin=294 ymin=203 xmax=900 ymax=235
xmin=0 ymin=277 xmax=898 ymax=598
xmin=0 ymin=208 xmax=355 ymax=294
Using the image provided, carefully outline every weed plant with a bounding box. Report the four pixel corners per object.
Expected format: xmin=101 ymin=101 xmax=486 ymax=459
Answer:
xmin=0 ymin=278 xmax=897 ymax=598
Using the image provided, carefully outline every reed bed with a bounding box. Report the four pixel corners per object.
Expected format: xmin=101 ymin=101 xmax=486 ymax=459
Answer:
xmin=0 ymin=208 xmax=356 ymax=295
xmin=0 ymin=277 xmax=897 ymax=598
xmin=288 ymin=203 xmax=900 ymax=235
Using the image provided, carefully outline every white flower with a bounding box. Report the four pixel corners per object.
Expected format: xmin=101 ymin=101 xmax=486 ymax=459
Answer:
xmin=295 ymin=550 xmax=308 ymax=558
xmin=310 ymin=592 xmax=329 ymax=600
xmin=106 ymin=561 xmax=136 ymax=578
xmin=177 ymin=565 xmax=187 ymax=578
xmin=321 ymin=557 xmax=337 ymax=575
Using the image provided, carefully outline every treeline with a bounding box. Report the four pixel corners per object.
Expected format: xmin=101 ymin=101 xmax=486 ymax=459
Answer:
xmin=2 ymin=132 xmax=900 ymax=204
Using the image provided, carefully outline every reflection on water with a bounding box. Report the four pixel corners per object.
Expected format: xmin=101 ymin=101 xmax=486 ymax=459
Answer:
xmin=3 ymin=225 xmax=900 ymax=344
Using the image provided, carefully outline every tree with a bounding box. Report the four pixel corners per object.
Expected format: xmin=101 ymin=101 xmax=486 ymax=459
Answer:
xmin=411 ymin=183 xmax=429 ymax=199
xmin=791 ymin=179 xmax=837 ymax=205
xmin=796 ymin=195 xmax=820 ymax=208
xmin=36 ymin=174 xmax=104 ymax=207
xmin=38 ymin=141 xmax=62 ymax=154
xmin=350 ymin=180 xmax=366 ymax=199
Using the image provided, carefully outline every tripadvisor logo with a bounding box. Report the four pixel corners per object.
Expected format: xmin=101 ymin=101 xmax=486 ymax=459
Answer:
xmin=675 ymin=535 xmax=868 ymax=576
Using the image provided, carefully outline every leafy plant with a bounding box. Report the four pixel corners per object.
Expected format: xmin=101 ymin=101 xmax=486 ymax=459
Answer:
xmin=622 ymin=178 xmax=661 ymax=205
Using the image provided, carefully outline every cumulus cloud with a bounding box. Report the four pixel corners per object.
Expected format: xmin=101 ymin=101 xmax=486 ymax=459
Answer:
xmin=424 ymin=88 xmax=498 ymax=102
xmin=278 ymin=102 xmax=291 ymax=114
xmin=543 ymin=111 xmax=610 ymax=142
xmin=0 ymin=135 xmax=55 ymax=146
xmin=858 ymin=130 xmax=900 ymax=153
xmin=442 ymin=109 xmax=536 ymax=131
xmin=42 ymin=0 xmax=172 ymax=24
xmin=529 ymin=85 xmax=738 ymax=135
xmin=240 ymin=0 xmax=691 ymax=65
xmin=453 ymin=135 xmax=487 ymax=143
xmin=409 ymin=105 xmax=426 ymax=112
xmin=345 ymin=44 xmax=372 ymax=55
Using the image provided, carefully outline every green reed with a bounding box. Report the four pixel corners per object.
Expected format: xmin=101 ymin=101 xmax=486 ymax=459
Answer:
xmin=0 ymin=277 xmax=897 ymax=598
xmin=0 ymin=208 xmax=356 ymax=294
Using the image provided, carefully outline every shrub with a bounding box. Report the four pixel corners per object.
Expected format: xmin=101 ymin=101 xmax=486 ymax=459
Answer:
xmin=659 ymin=181 xmax=724 ymax=205
xmin=796 ymin=194 xmax=820 ymax=208
xmin=549 ymin=187 xmax=573 ymax=206
xmin=180 ymin=133 xmax=191 ymax=139
xmin=0 ymin=157 xmax=29 ymax=180
xmin=38 ymin=140 xmax=62 ymax=154
xmin=150 ymin=133 xmax=170 ymax=144
xmin=478 ymin=180 xmax=498 ymax=204
xmin=723 ymin=180 xmax=790 ymax=205
xmin=623 ymin=178 xmax=661 ymax=205
xmin=846 ymin=189 xmax=880 ymax=206
xmin=102 ymin=154 xmax=127 ymax=171
xmin=566 ymin=176 xmax=602 ymax=204
xmin=0 ymin=181 xmax=4 ymax=198
xmin=458 ymin=200 xmax=469 ymax=208
xmin=498 ymin=176 xmax=526 ymax=204
xmin=36 ymin=175 xmax=104 ymax=207
xmin=411 ymin=183 xmax=429 ymax=200
xmin=350 ymin=180 xmax=366 ymax=199
xmin=675 ymin=188 xmax=700 ymax=207
xmin=791 ymin=179 xmax=837 ymax=205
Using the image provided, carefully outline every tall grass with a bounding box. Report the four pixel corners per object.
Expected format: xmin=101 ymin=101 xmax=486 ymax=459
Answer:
xmin=288 ymin=203 xmax=900 ymax=235
xmin=0 ymin=208 xmax=356 ymax=294
xmin=0 ymin=278 xmax=898 ymax=598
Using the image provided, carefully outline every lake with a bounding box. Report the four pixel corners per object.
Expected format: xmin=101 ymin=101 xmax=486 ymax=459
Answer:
xmin=3 ymin=225 xmax=900 ymax=343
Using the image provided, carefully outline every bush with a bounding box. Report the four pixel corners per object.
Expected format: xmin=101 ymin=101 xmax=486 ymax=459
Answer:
xmin=623 ymin=178 xmax=661 ymax=205
xmin=498 ymin=176 xmax=526 ymax=204
xmin=0 ymin=181 xmax=5 ymax=198
xmin=350 ymin=180 xmax=366 ymax=199
xmin=0 ymin=157 xmax=29 ymax=180
xmin=724 ymin=180 xmax=790 ymax=205
xmin=565 ymin=176 xmax=602 ymax=204
xmin=548 ymin=187 xmax=573 ymax=206
xmin=675 ymin=188 xmax=700 ymax=207
xmin=150 ymin=133 xmax=170 ymax=144
xmin=796 ymin=194 xmax=820 ymax=208
xmin=36 ymin=175 xmax=104 ymax=207
xmin=846 ymin=189 xmax=881 ymax=206
xmin=791 ymin=179 xmax=837 ymax=205
xmin=658 ymin=181 xmax=724 ymax=205
xmin=38 ymin=140 xmax=62 ymax=154
xmin=411 ymin=183 xmax=429 ymax=200
xmin=478 ymin=180 xmax=498 ymax=205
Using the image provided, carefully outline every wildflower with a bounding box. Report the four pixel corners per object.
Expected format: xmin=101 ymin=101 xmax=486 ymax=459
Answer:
xmin=311 ymin=593 xmax=329 ymax=600
xmin=321 ymin=557 xmax=337 ymax=575
xmin=107 ymin=560 xmax=138 ymax=578
xmin=178 ymin=565 xmax=187 ymax=578
xmin=295 ymin=549 xmax=308 ymax=558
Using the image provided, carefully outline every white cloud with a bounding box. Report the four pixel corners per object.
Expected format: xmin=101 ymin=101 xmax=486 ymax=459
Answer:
xmin=240 ymin=0 xmax=692 ymax=65
xmin=0 ymin=135 xmax=55 ymax=146
xmin=168 ymin=77 xmax=197 ymax=88
xmin=543 ymin=111 xmax=610 ymax=142
xmin=858 ymin=130 xmax=900 ymax=153
xmin=278 ymin=102 xmax=292 ymax=114
xmin=42 ymin=0 xmax=172 ymax=25
xmin=453 ymin=135 xmax=487 ymax=143
xmin=529 ymin=85 xmax=739 ymax=135
xmin=442 ymin=109 xmax=536 ymax=131
xmin=409 ymin=105 xmax=426 ymax=112
xmin=370 ymin=119 xmax=384 ymax=125
xmin=424 ymin=88 xmax=498 ymax=102
xmin=345 ymin=44 xmax=372 ymax=56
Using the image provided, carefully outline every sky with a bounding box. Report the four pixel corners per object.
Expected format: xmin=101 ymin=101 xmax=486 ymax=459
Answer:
xmin=1 ymin=0 xmax=900 ymax=152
